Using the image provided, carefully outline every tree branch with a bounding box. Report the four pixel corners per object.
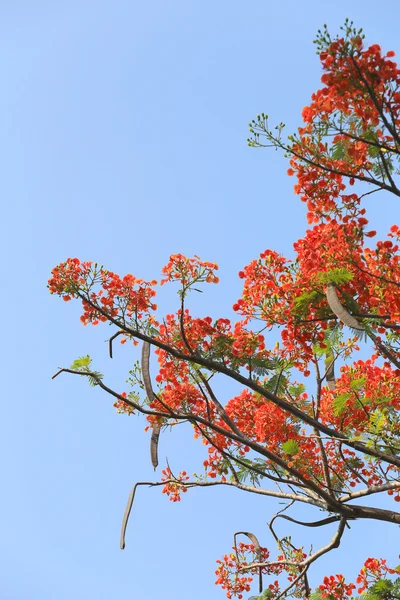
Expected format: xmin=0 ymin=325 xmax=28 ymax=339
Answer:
xmin=71 ymin=292 xmax=400 ymax=468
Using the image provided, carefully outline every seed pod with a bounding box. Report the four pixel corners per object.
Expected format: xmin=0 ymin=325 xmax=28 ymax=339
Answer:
xmin=326 ymin=284 xmax=363 ymax=331
xmin=325 ymin=349 xmax=336 ymax=391
xmin=141 ymin=341 xmax=155 ymax=402
xmin=150 ymin=424 xmax=160 ymax=470
xmin=141 ymin=341 xmax=160 ymax=470
xmin=120 ymin=483 xmax=139 ymax=550
xmin=234 ymin=531 xmax=263 ymax=593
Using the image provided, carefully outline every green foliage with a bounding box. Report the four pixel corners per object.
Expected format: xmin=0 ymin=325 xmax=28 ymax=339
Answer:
xmin=349 ymin=325 xmax=369 ymax=343
xmin=249 ymin=589 xmax=274 ymax=600
xmin=250 ymin=356 xmax=287 ymax=377
xmin=262 ymin=372 xmax=289 ymax=396
xmin=308 ymin=577 xmax=400 ymax=600
xmin=233 ymin=457 xmax=268 ymax=487
xmin=127 ymin=360 xmax=149 ymax=404
xmin=293 ymin=269 xmax=354 ymax=321
xmin=367 ymin=145 xmax=380 ymax=159
xmin=287 ymin=382 xmax=311 ymax=411
xmin=368 ymin=408 xmax=388 ymax=437
xmin=127 ymin=390 xmax=142 ymax=405
xmin=355 ymin=576 xmax=400 ymax=600
xmin=288 ymin=383 xmax=306 ymax=397
xmin=294 ymin=290 xmax=324 ymax=316
xmin=313 ymin=328 xmax=341 ymax=360
xmin=350 ymin=377 xmax=366 ymax=391
xmin=308 ymin=590 xmax=326 ymax=600
xmin=332 ymin=392 xmax=351 ymax=416
xmin=324 ymin=325 xmax=341 ymax=348
xmin=282 ymin=439 xmax=300 ymax=455
xmin=331 ymin=141 xmax=345 ymax=160
xmin=372 ymin=157 xmax=395 ymax=179
xmin=317 ymin=268 xmax=354 ymax=286
xmin=69 ymin=355 xmax=103 ymax=387
xmin=70 ymin=355 xmax=92 ymax=369
xmin=87 ymin=372 xmax=104 ymax=387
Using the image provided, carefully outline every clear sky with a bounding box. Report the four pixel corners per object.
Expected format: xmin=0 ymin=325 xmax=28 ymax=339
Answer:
xmin=2 ymin=2 xmax=400 ymax=599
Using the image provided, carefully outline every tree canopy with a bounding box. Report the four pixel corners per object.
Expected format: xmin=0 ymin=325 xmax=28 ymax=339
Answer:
xmin=49 ymin=20 xmax=400 ymax=600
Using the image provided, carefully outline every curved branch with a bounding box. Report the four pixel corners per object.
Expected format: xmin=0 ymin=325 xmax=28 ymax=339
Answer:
xmin=121 ymin=477 xmax=329 ymax=551
xmin=240 ymin=517 xmax=347 ymax=572
xmin=270 ymin=513 xmax=348 ymax=529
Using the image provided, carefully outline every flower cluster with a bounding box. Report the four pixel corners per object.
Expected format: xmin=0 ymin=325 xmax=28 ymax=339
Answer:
xmin=319 ymin=574 xmax=356 ymax=599
xmin=160 ymin=468 xmax=190 ymax=502
xmin=48 ymin=258 xmax=158 ymax=327
xmin=355 ymin=557 xmax=397 ymax=594
xmin=161 ymin=254 xmax=219 ymax=286
xmin=288 ymin=34 xmax=400 ymax=225
xmin=215 ymin=542 xmax=271 ymax=600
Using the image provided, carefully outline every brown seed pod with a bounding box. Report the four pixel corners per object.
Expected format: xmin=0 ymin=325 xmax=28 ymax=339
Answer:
xmin=326 ymin=284 xmax=363 ymax=331
xmin=325 ymin=349 xmax=336 ymax=391
xmin=141 ymin=341 xmax=160 ymax=470
xmin=120 ymin=483 xmax=139 ymax=550
xmin=234 ymin=531 xmax=263 ymax=593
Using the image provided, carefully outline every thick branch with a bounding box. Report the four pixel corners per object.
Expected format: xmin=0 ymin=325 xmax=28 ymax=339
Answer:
xmin=340 ymin=480 xmax=400 ymax=502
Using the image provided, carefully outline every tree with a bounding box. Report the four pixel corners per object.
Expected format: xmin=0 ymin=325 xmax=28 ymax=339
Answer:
xmin=49 ymin=20 xmax=400 ymax=600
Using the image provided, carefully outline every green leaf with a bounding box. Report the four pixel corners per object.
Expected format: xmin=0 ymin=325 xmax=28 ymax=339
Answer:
xmin=248 ymin=590 xmax=274 ymax=600
xmin=331 ymin=142 xmax=345 ymax=160
xmin=294 ymin=290 xmax=323 ymax=315
xmin=313 ymin=342 xmax=329 ymax=357
xmin=362 ymin=127 xmax=379 ymax=143
xmin=367 ymin=145 xmax=380 ymax=158
xmin=350 ymin=377 xmax=366 ymax=391
xmin=316 ymin=268 xmax=354 ymax=286
xmin=69 ymin=355 xmax=103 ymax=387
xmin=282 ymin=439 xmax=300 ymax=455
xmin=332 ymin=392 xmax=351 ymax=416
xmin=70 ymin=355 xmax=92 ymax=370
xmin=263 ymin=373 xmax=289 ymax=395
xmin=288 ymin=383 xmax=306 ymax=397
xmin=363 ymin=578 xmax=394 ymax=600
xmin=323 ymin=325 xmax=341 ymax=349
xmin=368 ymin=408 xmax=387 ymax=435
xmin=88 ymin=371 xmax=104 ymax=387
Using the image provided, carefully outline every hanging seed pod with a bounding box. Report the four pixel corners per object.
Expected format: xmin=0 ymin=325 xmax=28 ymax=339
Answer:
xmin=150 ymin=425 xmax=160 ymax=470
xmin=141 ymin=341 xmax=155 ymax=401
xmin=234 ymin=531 xmax=263 ymax=593
xmin=326 ymin=284 xmax=363 ymax=331
xmin=141 ymin=341 xmax=160 ymax=470
xmin=325 ymin=349 xmax=336 ymax=391
xmin=120 ymin=483 xmax=139 ymax=550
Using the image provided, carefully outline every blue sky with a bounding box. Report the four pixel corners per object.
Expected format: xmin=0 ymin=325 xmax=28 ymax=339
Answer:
xmin=2 ymin=2 xmax=400 ymax=599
